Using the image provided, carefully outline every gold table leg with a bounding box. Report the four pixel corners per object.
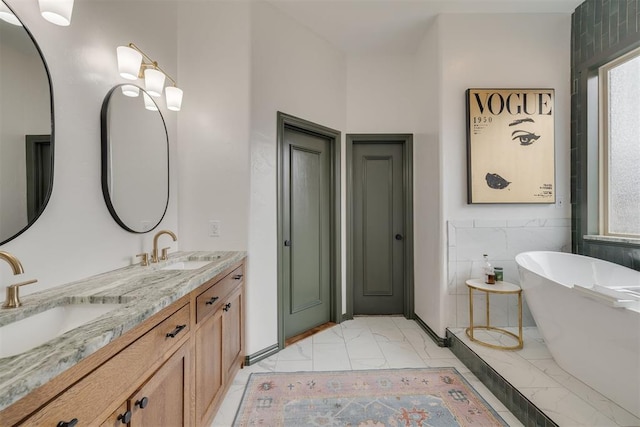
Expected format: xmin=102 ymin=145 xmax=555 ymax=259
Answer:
xmin=465 ymin=286 xmax=523 ymax=351
xmin=485 ymin=290 xmax=490 ymax=329
xmin=517 ymin=290 xmax=523 ymax=349
xmin=468 ymin=287 xmax=474 ymax=340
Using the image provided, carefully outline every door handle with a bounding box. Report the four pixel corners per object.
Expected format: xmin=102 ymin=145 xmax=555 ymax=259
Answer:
xmin=284 ymin=240 xmax=291 ymax=247
xmin=395 ymin=234 xmax=403 ymax=241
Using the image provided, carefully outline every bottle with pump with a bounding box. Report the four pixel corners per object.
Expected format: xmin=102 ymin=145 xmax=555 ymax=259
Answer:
xmin=483 ymin=254 xmax=495 ymax=284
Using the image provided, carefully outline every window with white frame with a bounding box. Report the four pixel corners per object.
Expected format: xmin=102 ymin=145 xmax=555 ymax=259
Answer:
xmin=598 ymin=47 xmax=640 ymax=238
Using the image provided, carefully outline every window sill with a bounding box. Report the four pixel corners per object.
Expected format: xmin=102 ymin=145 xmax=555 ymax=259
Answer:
xmin=584 ymin=234 xmax=640 ymax=246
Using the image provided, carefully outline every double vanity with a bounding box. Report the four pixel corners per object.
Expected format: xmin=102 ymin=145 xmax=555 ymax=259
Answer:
xmin=0 ymin=251 xmax=246 ymax=426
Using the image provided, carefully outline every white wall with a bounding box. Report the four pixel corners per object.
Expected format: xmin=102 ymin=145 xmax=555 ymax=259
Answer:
xmin=448 ymin=219 xmax=570 ymax=328
xmin=0 ymin=1 xmax=179 ymax=297
xmin=439 ymin=14 xmax=571 ymax=221
xmin=247 ymin=1 xmax=347 ymax=354
xmin=344 ymin=14 xmax=572 ymax=338
xmin=435 ymin=14 xmax=573 ymax=335
xmin=343 ymin=14 xmax=572 ymax=337
xmin=345 ymin=50 xmax=444 ymax=330
xmin=346 ymin=55 xmax=418 ymax=132
xmin=176 ymin=1 xmax=251 ymax=252
xmin=413 ymin=19 xmax=445 ymax=335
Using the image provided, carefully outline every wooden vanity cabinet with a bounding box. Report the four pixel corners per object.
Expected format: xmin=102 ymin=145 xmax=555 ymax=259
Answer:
xmin=194 ymin=265 xmax=244 ymax=426
xmin=2 ymin=259 xmax=245 ymax=427
xmin=222 ymin=287 xmax=243 ymax=382
xmin=19 ymin=303 xmax=191 ymax=427
xmin=195 ymin=304 xmax=224 ymax=426
xmin=99 ymin=342 xmax=190 ymax=427
xmin=128 ymin=342 xmax=191 ymax=426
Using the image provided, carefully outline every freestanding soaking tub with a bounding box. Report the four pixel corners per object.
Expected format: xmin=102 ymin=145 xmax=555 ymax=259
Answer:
xmin=515 ymin=251 xmax=640 ymax=418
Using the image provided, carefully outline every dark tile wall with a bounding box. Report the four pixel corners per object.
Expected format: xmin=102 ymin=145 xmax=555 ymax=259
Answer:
xmin=571 ymin=0 xmax=640 ymax=270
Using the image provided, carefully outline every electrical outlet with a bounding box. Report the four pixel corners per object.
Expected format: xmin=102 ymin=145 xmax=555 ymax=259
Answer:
xmin=209 ymin=220 xmax=220 ymax=237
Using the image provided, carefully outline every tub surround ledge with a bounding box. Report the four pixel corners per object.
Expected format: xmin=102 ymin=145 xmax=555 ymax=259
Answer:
xmin=0 ymin=250 xmax=246 ymax=411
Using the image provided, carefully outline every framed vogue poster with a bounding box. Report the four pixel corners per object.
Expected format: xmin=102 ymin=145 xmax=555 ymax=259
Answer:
xmin=466 ymin=88 xmax=555 ymax=204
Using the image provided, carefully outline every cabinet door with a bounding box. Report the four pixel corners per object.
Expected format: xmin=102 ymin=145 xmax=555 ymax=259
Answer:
xmin=222 ymin=288 xmax=243 ymax=382
xmin=129 ymin=342 xmax=190 ymax=427
xmin=195 ymin=308 xmax=223 ymax=425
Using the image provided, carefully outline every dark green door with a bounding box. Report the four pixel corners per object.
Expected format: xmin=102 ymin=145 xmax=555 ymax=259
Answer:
xmin=282 ymin=127 xmax=331 ymax=339
xmin=353 ymin=143 xmax=404 ymax=314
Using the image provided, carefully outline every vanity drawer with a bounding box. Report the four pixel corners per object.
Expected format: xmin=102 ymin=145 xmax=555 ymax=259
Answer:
xmin=196 ymin=266 xmax=244 ymax=323
xmin=22 ymin=303 xmax=190 ymax=426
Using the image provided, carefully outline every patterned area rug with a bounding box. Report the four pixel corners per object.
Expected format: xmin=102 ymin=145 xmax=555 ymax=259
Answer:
xmin=233 ymin=368 xmax=508 ymax=426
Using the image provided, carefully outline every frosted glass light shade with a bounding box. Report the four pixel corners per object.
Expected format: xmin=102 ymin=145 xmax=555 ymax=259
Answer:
xmin=143 ymin=92 xmax=158 ymax=111
xmin=144 ymin=68 xmax=165 ymax=98
xmin=0 ymin=3 xmax=21 ymax=26
xmin=121 ymin=84 xmax=140 ymax=97
xmin=165 ymin=86 xmax=183 ymax=111
xmin=39 ymin=0 xmax=74 ymax=26
xmin=117 ymin=46 xmax=142 ymax=80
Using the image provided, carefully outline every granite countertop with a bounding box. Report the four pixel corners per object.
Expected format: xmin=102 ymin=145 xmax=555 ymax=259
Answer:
xmin=0 ymin=250 xmax=246 ymax=411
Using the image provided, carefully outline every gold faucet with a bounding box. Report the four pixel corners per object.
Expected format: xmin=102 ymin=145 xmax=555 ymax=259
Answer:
xmin=1 ymin=251 xmax=37 ymax=309
xmin=151 ymin=230 xmax=177 ymax=263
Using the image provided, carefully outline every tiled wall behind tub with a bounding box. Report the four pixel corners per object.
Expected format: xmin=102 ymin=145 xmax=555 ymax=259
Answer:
xmin=447 ymin=219 xmax=571 ymax=329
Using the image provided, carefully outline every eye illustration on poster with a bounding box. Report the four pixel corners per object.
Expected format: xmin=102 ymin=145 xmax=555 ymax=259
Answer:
xmin=466 ymin=88 xmax=555 ymax=204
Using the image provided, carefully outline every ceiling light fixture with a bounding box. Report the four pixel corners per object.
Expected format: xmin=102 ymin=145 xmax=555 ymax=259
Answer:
xmin=116 ymin=42 xmax=183 ymax=112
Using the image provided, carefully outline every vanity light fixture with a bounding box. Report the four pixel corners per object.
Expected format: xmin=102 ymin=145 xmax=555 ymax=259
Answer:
xmin=143 ymin=92 xmax=159 ymax=112
xmin=38 ymin=0 xmax=74 ymax=26
xmin=121 ymin=84 xmax=140 ymax=97
xmin=144 ymin=68 xmax=165 ymax=98
xmin=0 ymin=2 xmax=22 ymax=26
xmin=116 ymin=42 xmax=183 ymax=111
xmin=1 ymin=0 xmax=73 ymax=26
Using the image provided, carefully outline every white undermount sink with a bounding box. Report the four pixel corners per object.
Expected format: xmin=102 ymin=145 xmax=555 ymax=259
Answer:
xmin=0 ymin=303 xmax=123 ymax=358
xmin=160 ymin=260 xmax=211 ymax=271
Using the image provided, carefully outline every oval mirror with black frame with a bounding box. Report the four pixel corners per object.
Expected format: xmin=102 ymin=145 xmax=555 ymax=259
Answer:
xmin=101 ymin=84 xmax=169 ymax=233
xmin=0 ymin=0 xmax=54 ymax=246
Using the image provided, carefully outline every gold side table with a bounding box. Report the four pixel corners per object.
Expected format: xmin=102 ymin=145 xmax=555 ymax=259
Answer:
xmin=465 ymin=279 xmax=523 ymax=350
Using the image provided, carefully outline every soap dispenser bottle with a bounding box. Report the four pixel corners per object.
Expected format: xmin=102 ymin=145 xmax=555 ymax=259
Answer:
xmin=483 ymin=254 xmax=495 ymax=284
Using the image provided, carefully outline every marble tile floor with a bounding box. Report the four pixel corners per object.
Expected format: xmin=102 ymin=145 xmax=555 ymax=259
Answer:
xmin=449 ymin=327 xmax=640 ymax=427
xmin=211 ymin=316 xmax=523 ymax=426
xmin=211 ymin=317 xmax=640 ymax=426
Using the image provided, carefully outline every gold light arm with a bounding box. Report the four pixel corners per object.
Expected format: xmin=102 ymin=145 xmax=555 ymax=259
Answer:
xmin=128 ymin=43 xmax=178 ymax=87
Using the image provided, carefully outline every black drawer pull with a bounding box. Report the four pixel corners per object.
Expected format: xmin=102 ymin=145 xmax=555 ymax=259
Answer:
xmin=136 ymin=396 xmax=149 ymax=409
xmin=223 ymin=302 xmax=232 ymax=312
xmin=57 ymin=420 xmax=78 ymax=427
xmin=166 ymin=324 xmax=187 ymax=338
xmin=205 ymin=296 xmax=219 ymax=305
xmin=232 ymin=274 xmax=243 ymax=280
xmin=117 ymin=410 xmax=132 ymax=424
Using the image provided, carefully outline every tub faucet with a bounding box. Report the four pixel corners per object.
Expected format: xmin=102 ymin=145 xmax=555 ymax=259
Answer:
xmin=151 ymin=230 xmax=177 ymax=263
xmin=1 ymin=251 xmax=37 ymax=309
